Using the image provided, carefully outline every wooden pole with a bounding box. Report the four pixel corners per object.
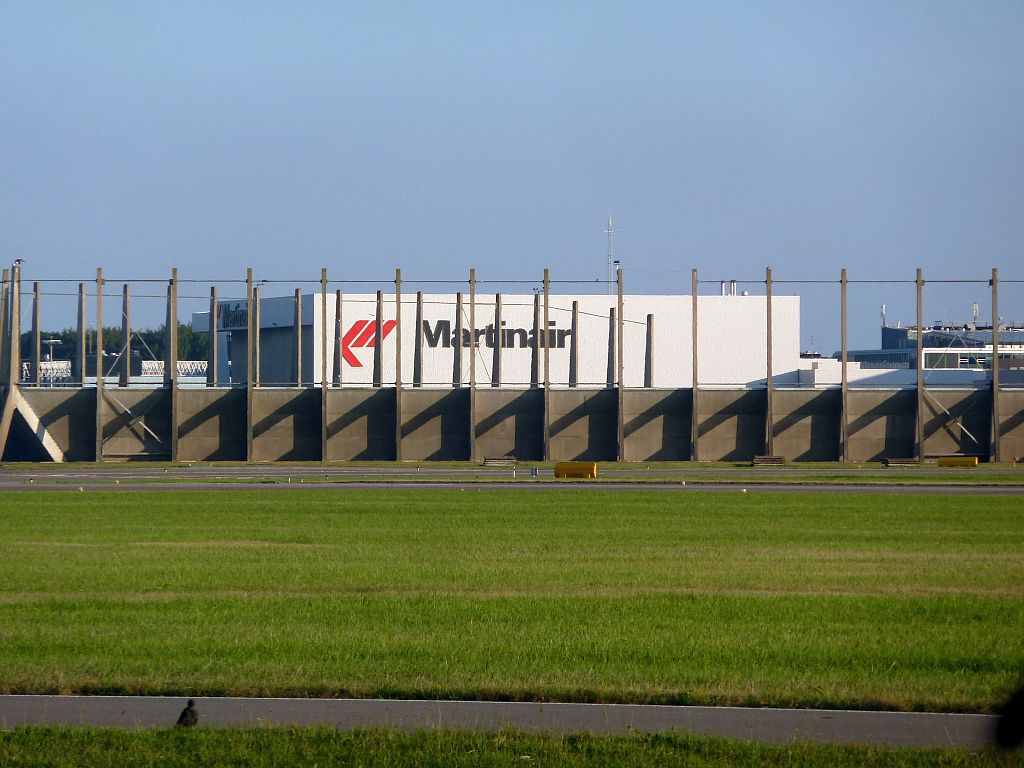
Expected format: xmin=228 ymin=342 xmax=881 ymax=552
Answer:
xmin=253 ymin=285 xmax=261 ymax=387
xmin=531 ymin=293 xmax=540 ymax=388
xmin=293 ymin=289 xmax=302 ymax=385
xmin=7 ymin=267 xmax=19 ymax=382
xmin=765 ymin=266 xmax=774 ymax=457
xmin=321 ymin=270 xmax=328 ymax=389
xmin=321 ymin=268 xmax=328 ymax=461
xmin=12 ymin=268 xmax=21 ymax=383
xmin=395 ymin=268 xmax=402 ymax=461
xmin=414 ymin=291 xmax=424 ymax=388
xmin=119 ymin=284 xmax=130 ymax=387
xmin=168 ymin=268 xmax=178 ymax=461
xmin=0 ymin=269 xmax=9 ymax=385
xmin=373 ymin=290 xmax=383 ymax=387
xmin=491 ymin=293 xmax=501 ymax=387
xmin=543 ymin=269 xmax=550 ymax=460
xmin=0 ymin=267 xmax=21 ymax=457
xmin=207 ymin=286 xmax=218 ymax=386
xmin=991 ymin=268 xmax=1001 ymax=463
xmin=840 ymin=268 xmax=849 ymax=462
xmin=568 ymin=300 xmax=578 ymax=388
xmin=333 ymin=289 xmax=343 ymax=386
xmin=246 ymin=268 xmax=253 ymax=462
xmin=453 ymin=292 xmax=463 ymax=387
xmin=644 ymin=313 xmax=654 ymax=388
xmin=691 ymin=269 xmax=699 ymax=462
xmin=916 ymin=268 xmax=924 ymax=462
xmin=31 ymin=282 xmax=41 ymax=386
xmin=5 ymin=269 xmax=19 ymax=389
xmin=606 ymin=307 xmax=615 ymax=388
xmin=616 ymin=266 xmax=624 ymax=462
xmin=164 ymin=280 xmax=173 ymax=387
xmin=469 ymin=269 xmax=476 ymax=461
xmin=76 ymin=281 xmax=85 ymax=385
xmin=94 ymin=267 xmax=103 ymax=462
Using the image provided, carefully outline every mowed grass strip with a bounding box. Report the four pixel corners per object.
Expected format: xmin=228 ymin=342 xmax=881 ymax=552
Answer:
xmin=0 ymin=728 xmax=1012 ymax=768
xmin=0 ymin=490 xmax=1021 ymax=711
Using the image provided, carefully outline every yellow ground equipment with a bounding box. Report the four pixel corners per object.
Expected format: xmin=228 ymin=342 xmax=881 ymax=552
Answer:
xmin=554 ymin=461 xmax=598 ymax=479
xmin=937 ymin=456 xmax=978 ymax=468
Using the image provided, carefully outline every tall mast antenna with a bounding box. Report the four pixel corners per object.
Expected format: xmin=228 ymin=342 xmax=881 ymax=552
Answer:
xmin=605 ymin=216 xmax=616 ymax=294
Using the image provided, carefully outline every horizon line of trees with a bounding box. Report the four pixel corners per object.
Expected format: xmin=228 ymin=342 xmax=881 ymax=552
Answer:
xmin=20 ymin=322 xmax=209 ymax=362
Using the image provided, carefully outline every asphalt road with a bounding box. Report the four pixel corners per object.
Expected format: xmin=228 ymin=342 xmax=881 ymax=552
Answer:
xmin=2 ymin=464 xmax=1019 ymax=479
xmin=0 ymin=695 xmax=998 ymax=749
xmin=1 ymin=479 xmax=1023 ymax=494
xmin=0 ymin=464 xmax=1021 ymax=494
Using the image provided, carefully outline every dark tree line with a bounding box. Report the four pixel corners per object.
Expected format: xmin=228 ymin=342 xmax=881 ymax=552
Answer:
xmin=21 ymin=322 xmax=209 ymax=361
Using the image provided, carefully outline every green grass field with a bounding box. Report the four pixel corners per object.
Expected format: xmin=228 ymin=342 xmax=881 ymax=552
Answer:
xmin=1 ymin=728 xmax=1016 ymax=768
xmin=0 ymin=489 xmax=1021 ymax=712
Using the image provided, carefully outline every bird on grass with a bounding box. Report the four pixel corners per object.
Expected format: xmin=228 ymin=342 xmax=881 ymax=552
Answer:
xmin=176 ymin=699 xmax=198 ymax=728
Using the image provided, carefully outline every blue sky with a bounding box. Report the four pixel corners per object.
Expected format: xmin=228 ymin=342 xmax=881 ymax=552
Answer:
xmin=3 ymin=2 xmax=1022 ymax=349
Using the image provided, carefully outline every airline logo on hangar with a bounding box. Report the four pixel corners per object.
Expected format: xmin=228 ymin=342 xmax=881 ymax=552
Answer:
xmin=341 ymin=320 xmax=396 ymax=367
xmin=341 ymin=318 xmax=571 ymax=368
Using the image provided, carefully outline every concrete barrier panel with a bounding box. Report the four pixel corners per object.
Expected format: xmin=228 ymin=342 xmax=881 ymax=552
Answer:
xmin=548 ymin=389 xmax=617 ymax=461
xmin=1000 ymin=390 xmax=1024 ymax=461
xmin=846 ymin=390 xmax=915 ymax=462
xmin=400 ymin=389 xmax=470 ymax=461
xmin=252 ymin=389 xmax=320 ymax=461
xmin=922 ymin=388 xmax=990 ymax=458
xmin=772 ymin=389 xmax=840 ymax=461
xmin=325 ymin=389 xmax=396 ymax=461
xmin=622 ymin=389 xmax=692 ymax=461
xmin=18 ymin=389 xmax=96 ymax=461
xmin=474 ymin=389 xmax=543 ymax=461
xmin=100 ymin=389 xmax=171 ymax=459
xmin=177 ymin=388 xmax=246 ymax=461
xmin=697 ymin=390 xmax=766 ymax=461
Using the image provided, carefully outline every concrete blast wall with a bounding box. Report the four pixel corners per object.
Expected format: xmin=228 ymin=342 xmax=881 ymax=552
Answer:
xmin=772 ymin=390 xmax=841 ymax=462
xmin=252 ymin=389 xmax=321 ymax=461
xmin=696 ymin=390 xmax=766 ymax=461
xmin=4 ymin=384 xmax=1023 ymax=463
xmin=5 ymin=264 xmax=1020 ymax=464
xmin=325 ymin=389 xmax=396 ymax=461
xmin=401 ymin=389 xmax=470 ymax=461
xmin=100 ymin=389 xmax=172 ymax=459
xmin=178 ymin=388 xmax=246 ymax=461
xmin=16 ymin=389 xmax=96 ymax=461
xmin=846 ymin=390 xmax=916 ymax=462
xmin=474 ymin=389 xmax=543 ymax=460
xmin=921 ymin=389 xmax=991 ymax=458
xmin=1001 ymin=390 xmax=1024 ymax=461
xmin=548 ymin=389 xmax=617 ymax=461
xmin=622 ymin=389 xmax=692 ymax=461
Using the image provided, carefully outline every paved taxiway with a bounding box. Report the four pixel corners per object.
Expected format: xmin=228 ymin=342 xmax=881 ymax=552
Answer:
xmin=0 ymin=464 xmax=1021 ymax=494
xmin=0 ymin=695 xmax=998 ymax=749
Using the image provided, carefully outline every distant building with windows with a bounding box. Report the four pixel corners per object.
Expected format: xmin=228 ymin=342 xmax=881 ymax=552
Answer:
xmin=846 ymin=323 xmax=1024 ymax=372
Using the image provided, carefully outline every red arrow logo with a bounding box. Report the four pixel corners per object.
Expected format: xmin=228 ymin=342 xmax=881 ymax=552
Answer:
xmin=341 ymin=320 xmax=397 ymax=367
xmin=341 ymin=320 xmax=369 ymax=367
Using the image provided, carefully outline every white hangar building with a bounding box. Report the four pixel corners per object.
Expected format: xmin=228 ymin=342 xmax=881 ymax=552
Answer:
xmin=193 ymin=292 xmax=801 ymax=388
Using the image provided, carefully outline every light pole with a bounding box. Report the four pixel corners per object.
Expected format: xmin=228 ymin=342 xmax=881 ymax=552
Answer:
xmin=41 ymin=339 xmax=60 ymax=386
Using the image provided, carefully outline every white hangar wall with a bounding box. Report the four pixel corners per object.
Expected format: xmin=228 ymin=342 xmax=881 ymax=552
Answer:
xmin=196 ymin=293 xmax=801 ymax=388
